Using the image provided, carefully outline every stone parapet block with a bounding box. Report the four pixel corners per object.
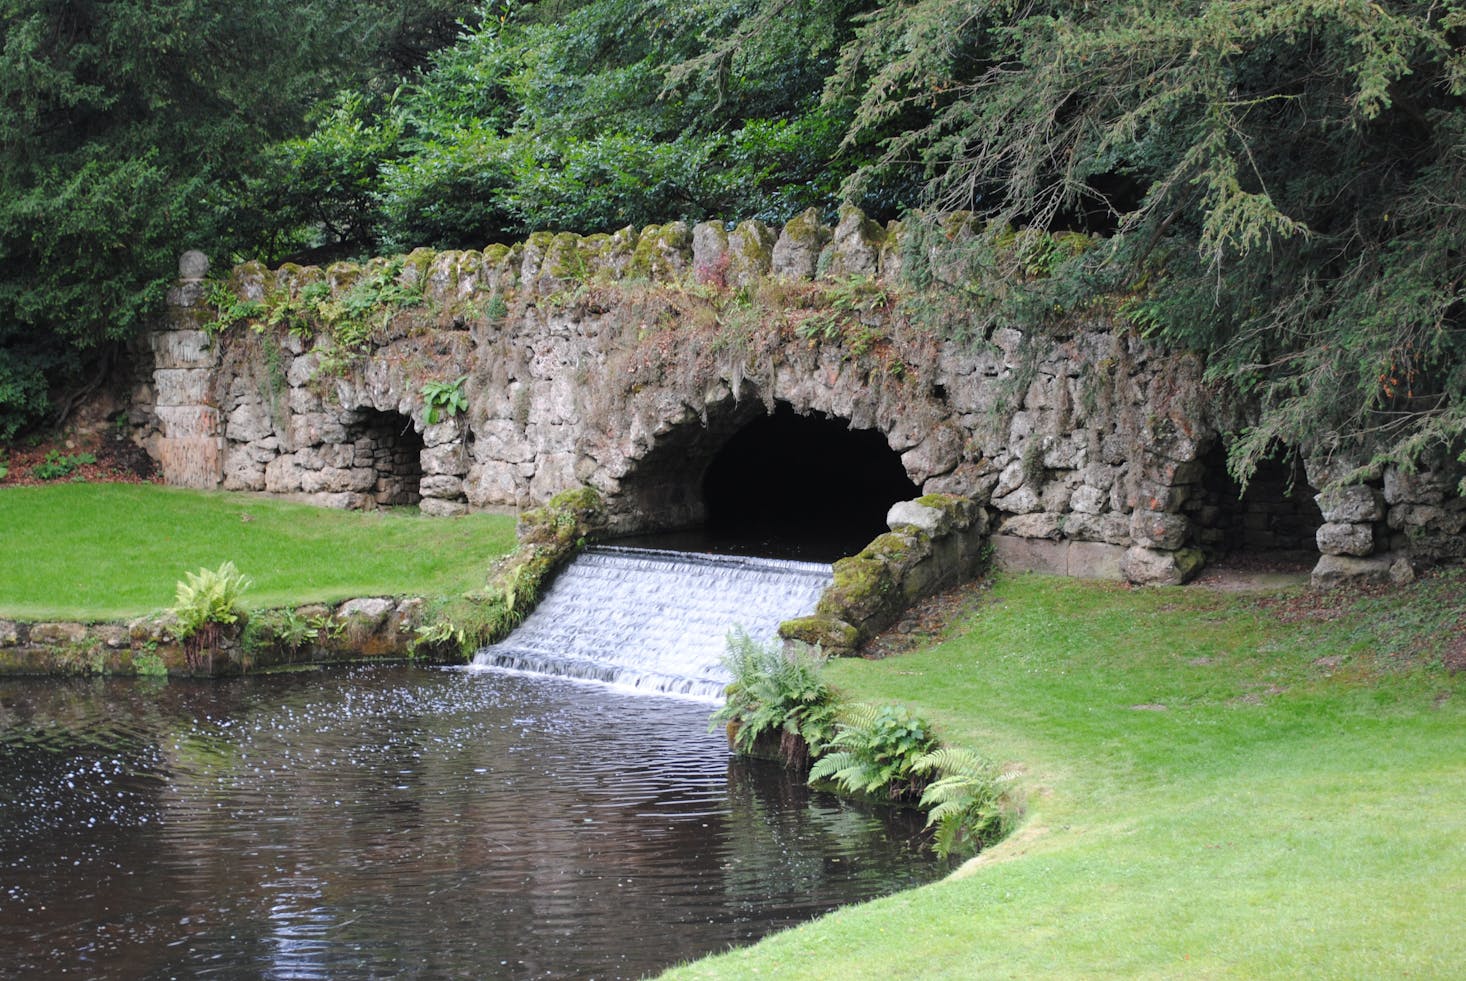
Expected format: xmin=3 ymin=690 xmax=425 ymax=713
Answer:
xmin=1316 ymin=521 xmax=1374 ymax=556
xmin=1317 ymin=484 xmax=1385 ymax=523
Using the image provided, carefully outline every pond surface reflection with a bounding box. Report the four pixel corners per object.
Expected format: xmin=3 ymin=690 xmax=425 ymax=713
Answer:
xmin=0 ymin=666 xmax=944 ymax=979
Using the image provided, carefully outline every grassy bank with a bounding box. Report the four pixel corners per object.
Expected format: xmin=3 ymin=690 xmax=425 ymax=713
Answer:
xmin=0 ymin=484 xmax=518 ymax=619
xmin=669 ymin=572 xmax=1466 ymax=979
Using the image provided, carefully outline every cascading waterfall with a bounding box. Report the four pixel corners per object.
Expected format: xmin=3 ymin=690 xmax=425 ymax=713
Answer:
xmin=469 ymin=546 xmax=834 ymax=699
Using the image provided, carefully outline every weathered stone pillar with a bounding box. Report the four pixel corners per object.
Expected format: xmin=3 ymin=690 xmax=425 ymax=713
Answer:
xmin=145 ymin=252 xmax=224 ymax=489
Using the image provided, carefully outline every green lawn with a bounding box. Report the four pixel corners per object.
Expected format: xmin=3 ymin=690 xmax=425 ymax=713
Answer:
xmin=668 ymin=572 xmax=1466 ymax=979
xmin=0 ymin=483 xmax=518 ymax=619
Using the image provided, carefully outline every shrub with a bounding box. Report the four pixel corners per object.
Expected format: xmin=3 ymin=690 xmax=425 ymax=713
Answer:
xmin=133 ymin=651 xmax=168 ymax=678
xmin=170 ymin=561 xmax=253 ymax=672
xmin=710 ymin=630 xmax=839 ymax=766
xmin=33 ymin=451 xmax=96 ymax=481
xmin=912 ymin=747 xmax=1019 ymax=859
xmin=808 ymin=704 xmax=937 ymax=803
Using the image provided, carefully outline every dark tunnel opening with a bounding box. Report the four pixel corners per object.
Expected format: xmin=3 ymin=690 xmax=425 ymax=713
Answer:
xmin=698 ymin=404 xmax=921 ymax=560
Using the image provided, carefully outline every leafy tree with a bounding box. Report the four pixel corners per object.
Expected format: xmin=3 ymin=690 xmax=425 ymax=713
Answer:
xmin=0 ymin=0 xmax=476 ymax=439
xmin=277 ymin=0 xmax=895 ymax=252
xmin=836 ymin=0 xmax=1466 ymax=482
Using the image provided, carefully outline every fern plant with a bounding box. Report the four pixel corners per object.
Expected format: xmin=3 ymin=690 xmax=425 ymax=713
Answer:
xmin=808 ymin=704 xmax=936 ymax=803
xmin=709 ymin=630 xmax=838 ymax=765
xmin=169 ymin=561 xmax=252 ymax=672
xmin=912 ymin=746 xmax=1018 ymax=859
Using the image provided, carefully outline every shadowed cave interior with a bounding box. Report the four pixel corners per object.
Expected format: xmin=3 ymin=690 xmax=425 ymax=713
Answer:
xmin=698 ymin=404 xmax=921 ymax=560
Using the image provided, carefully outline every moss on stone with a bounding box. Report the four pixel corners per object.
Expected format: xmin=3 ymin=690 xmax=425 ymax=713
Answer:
xmin=914 ymin=492 xmax=981 ymax=528
xmin=1173 ymin=547 xmax=1206 ymax=582
xmin=778 ymin=615 xmax=860 ymax=655
xmin=726 ymin=220 xmax=776 ymax=286
xmin=546 ymin=232 xmax=587 ymax=281
xmin=401 ymin=248 xmax=436 ymax=288
xmin=578 ymin=233 xmax=613 ymax=279
xmin=817 ymin=553 xmax=897 ymax=627
xmin=628 ymin=222 xmax=692 ymax=281
xmin=517 ymin=486 xmax=605 ymax=547
xmin=326 ymin=260 xmax=362 ymax=293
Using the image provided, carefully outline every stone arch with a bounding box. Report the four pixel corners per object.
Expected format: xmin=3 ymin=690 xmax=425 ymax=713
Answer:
xmin=1189 ymin=440 xmax=1322 ymax=561
xmin=343 ymin=407 xmax=424 ymax=507
xmin=610 ymin=398 xmax=920 ymax=551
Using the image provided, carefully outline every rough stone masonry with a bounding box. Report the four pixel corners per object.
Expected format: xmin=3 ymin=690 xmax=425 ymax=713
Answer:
xmin=130 ymin=207 xmax=1466 ymax=587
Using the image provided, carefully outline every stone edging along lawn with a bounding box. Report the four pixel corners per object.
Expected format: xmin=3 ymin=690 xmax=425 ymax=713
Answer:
xmin=0 ymin=595 xmax=428 ymax=677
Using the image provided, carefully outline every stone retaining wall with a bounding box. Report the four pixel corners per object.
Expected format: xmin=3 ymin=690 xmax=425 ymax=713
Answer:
xmin=0 ymin=597 xmax=424 ymax=677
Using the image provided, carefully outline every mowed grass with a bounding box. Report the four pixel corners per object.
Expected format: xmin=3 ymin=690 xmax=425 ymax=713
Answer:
xmin=668 ymin=571 xmax=1466 ymax=979
xmin=0 ymin=483 xmax=518 ymax=619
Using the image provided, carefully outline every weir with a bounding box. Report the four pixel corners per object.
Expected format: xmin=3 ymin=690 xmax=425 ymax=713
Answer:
xmin=470 ymin=546 xmax=833 ymax=699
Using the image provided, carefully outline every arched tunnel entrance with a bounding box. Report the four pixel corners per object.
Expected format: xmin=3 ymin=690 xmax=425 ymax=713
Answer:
xmin=1189 ymin=441 xmax=1322 ymax=567
xmin=703 ymin=404 xmax=920 ymax=552
xmin=344 ymin=407 xmax=424 ymax=507
xmin=616 ymin=402 xmax=920 ymax=561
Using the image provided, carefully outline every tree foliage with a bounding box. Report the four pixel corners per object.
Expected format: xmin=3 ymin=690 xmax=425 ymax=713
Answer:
xmin=272 ymin=0 xmax=891 ymax=252
xmin=836 ymin=0 xmax=1466 ymax=479
xmin=0 ymin=0 xmax=477 ymax=438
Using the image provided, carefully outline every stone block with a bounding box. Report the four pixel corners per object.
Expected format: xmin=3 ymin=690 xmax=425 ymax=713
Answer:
xmin=1382 ymin=467 xmax=1447 ymax=505
xmin=726 ymin=220 xmax=775 ymax=287
xmin=226 ymin=401 xmax=274 ymax=442
xmin=420 ymin=497 xmax=470 ymax=518
xmin=155 ymin=405 xmax=220 ymax=439
xmin=1064 ymin=512 xmax=1131 ymax=545
xmin=1316 ymin=484 xmax=1385 ymax=523
xmin=991 ymin=535 xmax=1069 ymax=575
xmin=421 ymin=443 xmax=466 ymax=476
xmin=158 ymin=436 xmax=223 ymax=488
xmin=1121 ymin=546 xmax=1204 ymax=586
xmin=150 ymin=329 xmax=213 ymax=369
xmin=817 ymin=554 xmax=899 ymax=631
xmin=691 ymin=221 xmax=729 ymax=282
xmin=999 ymin=513 xmax=1064 ymax=540
xmin=825 ymin=205 xmax=883 ymax=279
xmin=95 ymin=625 xmax=131 ymax=649
xmin=0 ymin=621 xmax=18 ymax=646
xmin=1070 ymin=485 xmax=1107 ymax=514
xmin=1310 ymin=553 xmax=1394 ymax=587
xmin=29 ymin=623 xmax=89 ymax=646
xmin=900 ymin=425 xmax=963 ymax=482
xmin=771 ymin=208 xmax=831 ymax=280
xmin=420 ymin=474 xmax=465 ymax=499
xmin=1129 ymin=509 xmax=1192 ymax=550
xmin=1316 ymin=521 xmax=1374 ymax=557
xmin=1066 ymin=541 xmax=1127 ymax=580
xmin=264 ymin=456 xmax=306 ymax=493
xmin=992 ymin=485 xmax=1042 ymax=515
xmin=887 ymin=499 xmax=947 ymax=535
xmin=464 ymin=461 xmax=525 ymax=508
xmin=779 ymin=616 xmax=860 ymax=657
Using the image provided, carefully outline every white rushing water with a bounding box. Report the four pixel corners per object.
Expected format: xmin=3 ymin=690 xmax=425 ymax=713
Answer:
xmin=469 ymin=546 xmax=834 ymax=700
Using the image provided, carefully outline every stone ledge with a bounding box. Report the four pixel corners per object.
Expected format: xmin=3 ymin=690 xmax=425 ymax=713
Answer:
xmin=990 ymin=535 xmax=1128 ymax=580
xmin=0 ymin=597 xmax=428 ymax=678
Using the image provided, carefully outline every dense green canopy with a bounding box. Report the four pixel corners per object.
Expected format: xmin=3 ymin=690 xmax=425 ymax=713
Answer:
xmin=0 ymin=0 xmax=476 ymax=439
xmin=2 ymin=0 xmax=1463 ymax=483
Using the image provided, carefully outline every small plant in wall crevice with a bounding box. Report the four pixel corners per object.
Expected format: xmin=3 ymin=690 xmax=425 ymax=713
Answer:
xmin=421 ymin=375 xmax=468 ymax=425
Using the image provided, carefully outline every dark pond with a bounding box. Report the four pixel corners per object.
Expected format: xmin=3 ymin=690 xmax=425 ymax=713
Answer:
xmin=0 ymin=666 xmax=946 ymax=979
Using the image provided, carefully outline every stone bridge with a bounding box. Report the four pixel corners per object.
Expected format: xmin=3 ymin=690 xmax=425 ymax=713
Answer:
xmin=130 ymin=209 xmax=1465 ymax=586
